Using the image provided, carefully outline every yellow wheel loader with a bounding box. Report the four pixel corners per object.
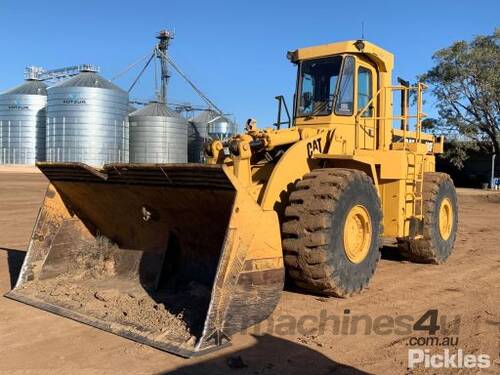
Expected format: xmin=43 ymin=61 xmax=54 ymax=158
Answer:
xmin=6 ymin=40 xmax=458 ymax=357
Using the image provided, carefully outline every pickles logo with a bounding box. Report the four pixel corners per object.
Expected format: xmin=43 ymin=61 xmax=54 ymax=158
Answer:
xmin=63 ymin=94 xmax=86 ymax=105
xmin=408 ymin=349 xmax=491 ymax=369
xmin=8 ymin=100 xmax=29 ymax=110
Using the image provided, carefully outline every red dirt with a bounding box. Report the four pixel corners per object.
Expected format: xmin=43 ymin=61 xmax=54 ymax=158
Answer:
xmin=0 ymin=172 xmax=498 ymax=374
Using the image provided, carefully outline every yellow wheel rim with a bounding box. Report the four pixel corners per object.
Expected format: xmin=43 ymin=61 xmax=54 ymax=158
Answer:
xmin=438 ymin=198 xmax=453 ymax=240
xmin=343 ymin=205 xmax=372 ymax=264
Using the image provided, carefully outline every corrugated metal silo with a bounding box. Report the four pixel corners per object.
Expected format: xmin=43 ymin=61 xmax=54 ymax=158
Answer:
xmin=129 ymin=101 xmax=188 ymax=163
xmin=0 ymin=79 xmax=47 ymax=164
xmin=46 ymin=69 xmax=129 ymax=166
xmin=188 ymin=109 xmax=236 ymax=163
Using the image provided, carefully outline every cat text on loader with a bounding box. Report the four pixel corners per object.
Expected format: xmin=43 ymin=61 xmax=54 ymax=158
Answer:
xmin=7 ymin=40 xmax=458 ymax=357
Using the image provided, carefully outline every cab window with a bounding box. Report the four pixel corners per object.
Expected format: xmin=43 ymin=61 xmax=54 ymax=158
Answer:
xmin=334 ymin=56 xmax=355 ymax=115
xmin=358 ymin=66 xmax=373 ymax=117
xmin=296 ymin=56 xmax=342 ymax=117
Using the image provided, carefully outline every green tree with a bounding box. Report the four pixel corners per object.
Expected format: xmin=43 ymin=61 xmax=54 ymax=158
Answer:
xmin=420 ymin=29 xmax=499 ymax=167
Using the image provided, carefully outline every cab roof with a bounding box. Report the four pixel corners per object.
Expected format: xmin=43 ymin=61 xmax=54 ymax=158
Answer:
xmin=289 ymin=40 xmax=394 ymax=73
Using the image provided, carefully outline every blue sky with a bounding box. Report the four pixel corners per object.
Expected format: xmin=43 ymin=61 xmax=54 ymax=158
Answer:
xmin=0 ymin=0 xmax=498 ymax=128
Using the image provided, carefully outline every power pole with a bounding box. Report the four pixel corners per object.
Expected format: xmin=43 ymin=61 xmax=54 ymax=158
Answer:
xmin=491 ymin=153 xmax=496 ymax=189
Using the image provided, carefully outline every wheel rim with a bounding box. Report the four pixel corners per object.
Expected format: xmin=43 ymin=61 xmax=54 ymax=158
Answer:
xmin=343 ymin=205 xmax=372 ymax=264
xmin=438 ymin=197 xmax=453 ymax=240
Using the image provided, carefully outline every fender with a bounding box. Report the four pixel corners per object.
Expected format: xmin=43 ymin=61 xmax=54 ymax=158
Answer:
xmin=260 ymin=130 xmax=335 ymax=211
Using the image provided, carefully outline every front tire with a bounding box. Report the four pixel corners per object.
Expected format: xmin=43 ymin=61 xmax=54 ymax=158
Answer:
xmin=282 ymin=169 xmax=382 ymax=297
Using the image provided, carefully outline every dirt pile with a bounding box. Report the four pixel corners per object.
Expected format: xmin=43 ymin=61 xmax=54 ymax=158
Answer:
xmin=17 ymin=236 xmax=212 ymax=351
xmin=18 ymin=278 xmax=198 ymax=347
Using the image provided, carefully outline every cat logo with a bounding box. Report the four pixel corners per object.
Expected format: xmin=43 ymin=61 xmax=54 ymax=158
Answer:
xmin=306 ymin=130 xmax=335 ymax=158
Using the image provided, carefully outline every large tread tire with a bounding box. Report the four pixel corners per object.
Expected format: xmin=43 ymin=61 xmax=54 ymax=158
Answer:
xmin=398 ymin=172 xmax=458 ymax=264
xmin=282 ymin=168 xmax=382 ymax=297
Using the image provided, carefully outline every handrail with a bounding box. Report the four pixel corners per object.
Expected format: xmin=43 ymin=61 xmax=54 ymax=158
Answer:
xmin=354 ymin=87 xmax=382 ymax=149
xmin=354 ymin=83 xmax=428 ymax=150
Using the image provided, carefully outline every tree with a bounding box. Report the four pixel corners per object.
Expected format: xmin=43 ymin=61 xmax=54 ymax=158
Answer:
xmin=420 ymin=29 xmax=500 ymax=167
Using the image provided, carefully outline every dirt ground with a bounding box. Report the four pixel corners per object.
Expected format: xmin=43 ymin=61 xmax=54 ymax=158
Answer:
xmin=0 ymin=171 xmax=498 ymax=375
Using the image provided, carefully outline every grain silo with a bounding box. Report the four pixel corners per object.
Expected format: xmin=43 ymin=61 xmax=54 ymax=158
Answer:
xmin=128 ymin=104 xmax=137 ymax=114
xmin=0 ymin=79 xmax=47 ymax=164
xmin=129 ymin=101 xmax=188 ymax=163
xmin=46 ymin=67 xmax=129 ymax=165
xmin=188 ymin=109 xmax=236 ymax=163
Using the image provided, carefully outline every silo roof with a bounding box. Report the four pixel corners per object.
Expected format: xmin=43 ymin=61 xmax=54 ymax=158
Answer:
xmin=191 ymin=109 xmax=221 ymax=123
xmin=50 ymin=72 xmax=126 ymax=93
xmin=1 ymin=80 xmax=47 ymax=96
xmin=130 ymin=101 xmax=184 ymax=118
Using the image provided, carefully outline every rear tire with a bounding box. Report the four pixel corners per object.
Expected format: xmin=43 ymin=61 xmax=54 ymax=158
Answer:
xmin=282 ymin=169 xmax=382 ymax=297
xmin=397 ymin=172 xmax=458 ymax=264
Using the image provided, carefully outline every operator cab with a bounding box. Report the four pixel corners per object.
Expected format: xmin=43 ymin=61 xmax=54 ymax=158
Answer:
xmin=291 ymin=45 xmax=380 ymax=123
xmin=286 ymin=40 xmax=394 ymax=150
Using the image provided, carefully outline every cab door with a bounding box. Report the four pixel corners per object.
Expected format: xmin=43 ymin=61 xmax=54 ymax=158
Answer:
xmin=356 ymin=59 xmax=377 ymax=150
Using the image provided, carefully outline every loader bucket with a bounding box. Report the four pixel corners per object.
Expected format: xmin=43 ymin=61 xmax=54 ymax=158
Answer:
xmin=6 ymin=163 xmax=284 ymax=357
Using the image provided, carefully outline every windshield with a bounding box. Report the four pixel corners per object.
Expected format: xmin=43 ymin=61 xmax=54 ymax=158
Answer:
xmin=296 ymin=56 xmax=342 ymax=117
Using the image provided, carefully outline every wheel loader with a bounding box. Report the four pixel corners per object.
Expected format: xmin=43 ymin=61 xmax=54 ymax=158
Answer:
xmin=6 ymin=40 xmax=458 ymax=357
